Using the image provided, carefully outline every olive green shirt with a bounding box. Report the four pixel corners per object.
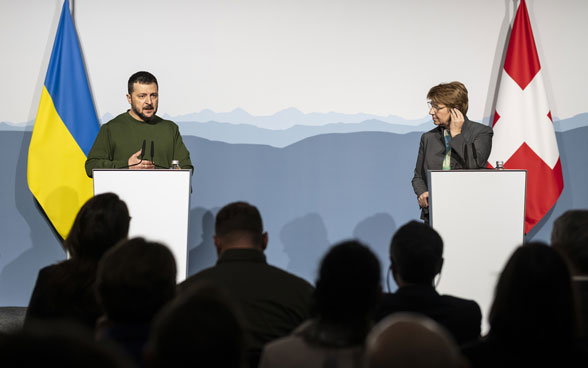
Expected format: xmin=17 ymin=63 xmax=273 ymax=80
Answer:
xmin=85 ymin=112 xmax=193 ymax=177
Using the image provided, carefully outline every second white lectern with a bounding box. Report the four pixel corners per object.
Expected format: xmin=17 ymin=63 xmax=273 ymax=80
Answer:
xmin=428 ymin=169 xmax=526 ymax=333
xmin=93 ymin=169 xmax=191 ymax=282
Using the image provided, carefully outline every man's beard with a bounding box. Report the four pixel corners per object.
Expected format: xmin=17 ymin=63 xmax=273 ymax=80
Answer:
xmin=132 ymin=103 xmax=157 ymax=122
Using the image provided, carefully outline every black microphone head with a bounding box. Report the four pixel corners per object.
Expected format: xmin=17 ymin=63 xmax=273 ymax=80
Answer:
xmin=140 ymin=139 xmax=146 ymax=159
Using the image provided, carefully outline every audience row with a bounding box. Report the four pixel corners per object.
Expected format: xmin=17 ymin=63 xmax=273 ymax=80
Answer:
xmin=1 ymin=194 xmax=587 ymax=367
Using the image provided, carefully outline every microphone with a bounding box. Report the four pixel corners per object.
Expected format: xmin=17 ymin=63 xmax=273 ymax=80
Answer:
xmin=464 ymin=142 xmax=469 ymax=169
xmin=150 ymin=140 xmax=154 ymax=163
xmin=140 ymin=139 xmax=146 ymax=160
xmin=150 ymin=141 xmax=170 ymax=169
xmin=472 ymin=143 xmax=478 ymax=166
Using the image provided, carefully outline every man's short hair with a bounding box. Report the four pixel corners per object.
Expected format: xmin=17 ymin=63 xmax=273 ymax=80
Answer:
xmin=427 ymin=81 xmax=469 ymax=115
xmin=551 ymin=209 xmax=588 ymax=274
xmin=215 ymin=202 xmax=264 ymax=246
xmin=390 ymin=221 xmax=443 ymax=284
xmin=96 ymin=237 xmax=177 ymax=323
xmin=148 ymin=283 xmax=244 ymax=368
xmin=314 ymin=240 xmax=381 ymax=323
xmin=128 ymin=71 xmax=158 ymax=94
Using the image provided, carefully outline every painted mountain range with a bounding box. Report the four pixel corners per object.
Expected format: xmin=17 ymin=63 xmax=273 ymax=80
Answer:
xmin=2 ymin=108 xmax=587 ymax=148
xmin=1 ymin=125 xmax=587 ymax=306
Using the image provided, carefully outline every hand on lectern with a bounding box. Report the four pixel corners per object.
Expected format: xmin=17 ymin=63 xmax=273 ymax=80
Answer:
xmin=418 ymin=191 xmax=429 ymax=208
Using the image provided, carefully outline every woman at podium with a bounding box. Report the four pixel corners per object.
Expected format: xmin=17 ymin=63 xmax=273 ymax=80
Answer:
xmin=411 ymin=81 xmax=493 ymax=223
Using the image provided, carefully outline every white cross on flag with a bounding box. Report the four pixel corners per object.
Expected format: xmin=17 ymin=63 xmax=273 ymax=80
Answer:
xmin=488 ymin=0 xmax=563 ymax=234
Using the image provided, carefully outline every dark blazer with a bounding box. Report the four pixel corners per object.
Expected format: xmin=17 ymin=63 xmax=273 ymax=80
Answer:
xmin=25 ymin=260 xmax=101 ymax=331
xmin=375 ymin=285 xmax=482 ymax=345
xmin=180 ymin=249 xmax=314 ymax=353
xmin=462 ymin=335 xmax=588 ymax=368
xmin=574 ymin=279 xmax=588 ymax=339
xmin=411 ymin=118 xmax=493 ymax=220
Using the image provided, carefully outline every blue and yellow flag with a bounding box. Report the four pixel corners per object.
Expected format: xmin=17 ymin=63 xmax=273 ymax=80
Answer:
xmin=27 ymin=0 xmax=99 ymax=239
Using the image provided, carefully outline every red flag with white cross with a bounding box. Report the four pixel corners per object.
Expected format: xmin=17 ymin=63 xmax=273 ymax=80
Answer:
xmin=488 ymin=0 xmax=564 ymax=234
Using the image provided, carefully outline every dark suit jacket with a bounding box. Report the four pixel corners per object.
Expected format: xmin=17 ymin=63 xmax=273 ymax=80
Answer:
xmin=375 ymin=285 xmax=482 ymax=345
xmin=180 ymin=249 xmax=314 ymax=353
xmin=25 ymin=260 xmax=101 ymax=331
xmin=462 ymin=335 xmax=588 ymax=368
xmin=574 ymin=279 xmax=588 ymax=339
xmin=411 ymin=119 xmax=493 ymax=220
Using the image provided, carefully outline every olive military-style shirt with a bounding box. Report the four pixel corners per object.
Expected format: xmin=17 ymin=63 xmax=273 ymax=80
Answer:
xmin=85 ymin=112 xmax=193 ymax=177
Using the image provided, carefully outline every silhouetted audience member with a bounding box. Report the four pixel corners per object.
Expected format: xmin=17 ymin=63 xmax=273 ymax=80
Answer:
xmin=146 ymin=283 xmax=244 ymax=368
xmin=375 ymin=221 xmax=481 ymax=345
xmin=551 ymin=209 xmax=588 ymax=338
xmin=25 ymin=193 xmax=130 ymax=331
xmin=0 ymin=320 xmax=133 ymax=367
xmin=462 ymin=242 xmax=588 ymax=367
xmin=180 ymin=201 xmax=314 ymax=367
xmin=259 ymin=240 xmax=381 ymax=368
xmin=96 ymin=237 xmax=177 ymax=366
xmin=365 ymin=313 xmax=465 ymax=368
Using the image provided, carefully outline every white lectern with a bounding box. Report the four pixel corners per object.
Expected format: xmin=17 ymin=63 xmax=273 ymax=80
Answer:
xmin=428 ymin=169 xmax=526 ymax=333
xmin=93 ymin=169 xmax=191 ymax=282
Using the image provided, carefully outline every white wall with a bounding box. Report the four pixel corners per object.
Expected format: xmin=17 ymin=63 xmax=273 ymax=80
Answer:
xmin=1 ymin=0 xmax=587 ymax=124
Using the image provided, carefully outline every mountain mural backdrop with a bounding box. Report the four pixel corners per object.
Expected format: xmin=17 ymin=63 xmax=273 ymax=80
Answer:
xmin=1 ymin=117 xmax=587 ymax=306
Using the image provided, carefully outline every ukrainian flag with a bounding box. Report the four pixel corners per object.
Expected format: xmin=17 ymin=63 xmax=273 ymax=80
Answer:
xmin=28 ymin=0 xmax=99 ymax=239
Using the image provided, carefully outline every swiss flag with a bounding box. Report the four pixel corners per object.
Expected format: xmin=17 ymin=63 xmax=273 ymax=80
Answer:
xmin=488 ymin=0 xmax=563 ymax=234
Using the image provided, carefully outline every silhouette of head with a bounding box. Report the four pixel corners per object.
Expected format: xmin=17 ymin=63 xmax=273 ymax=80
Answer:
xmin=315 ymin=240 xmax=381 ymax=323
xmin=96 ymin=237 xmax=177 ymax=324
xmin=551 ymin=209 xmax=588 ymax=275
xmin=64 ymin=193 xmax=130 ymax=261
xmin=365 ymin=313 xmax=462 ymax=368
xmin=389 ymin=221 xmax=443 ymax=286
xmin=489 ymin=242 xmax=576 ymax=347
xmin=147 ymin=283 xmax=244 ymax=368
xmin=214 ymin=201 xmax=267 ymax=254
xmin=280 ymin=213 xmax=328 ymax=282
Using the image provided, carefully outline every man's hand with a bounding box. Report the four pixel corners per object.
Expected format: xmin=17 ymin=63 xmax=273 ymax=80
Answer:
xmin=417 ymin=191 xmax=429 ymax=208
xmin=128 ymin=149 xmax=155 ymax=170
xmin=449 ymin=108 xmax=464 ymax=138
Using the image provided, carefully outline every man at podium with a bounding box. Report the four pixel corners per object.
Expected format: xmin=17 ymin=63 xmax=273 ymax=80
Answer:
xmin=85 ymin=71 xmax=193 ymax=177
xmin=411 ymin=82 xmax=493 ymax=223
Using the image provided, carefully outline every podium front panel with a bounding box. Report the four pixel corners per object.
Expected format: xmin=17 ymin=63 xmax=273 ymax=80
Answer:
xmin=429 ymin=169 xmax=526 ymax=333
xmin=93 ymin=169 xmax=191 ymax=282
